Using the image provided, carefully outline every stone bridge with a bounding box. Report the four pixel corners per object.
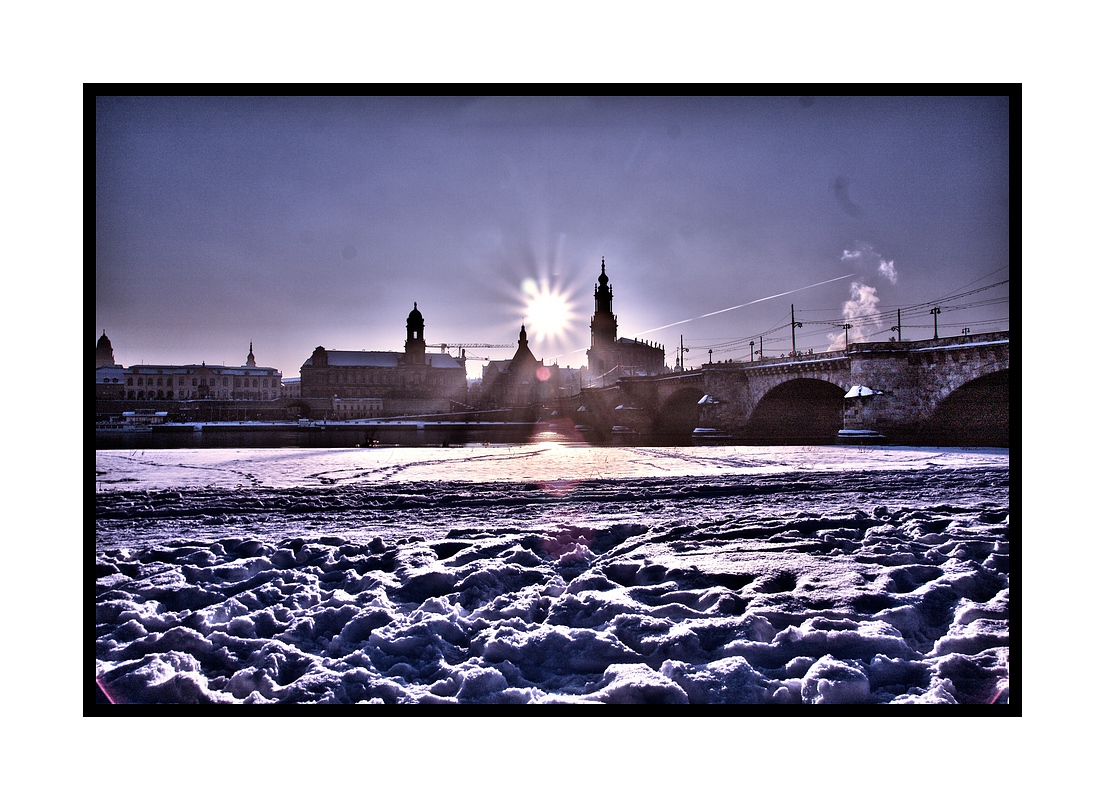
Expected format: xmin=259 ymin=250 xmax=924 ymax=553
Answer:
xmin=566 ymin=331 xmax=1010 ymax=446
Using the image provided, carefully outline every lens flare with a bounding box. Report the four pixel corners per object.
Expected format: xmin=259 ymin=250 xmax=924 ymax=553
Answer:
xmin=520 ymin=277 xmax=578 ymax=345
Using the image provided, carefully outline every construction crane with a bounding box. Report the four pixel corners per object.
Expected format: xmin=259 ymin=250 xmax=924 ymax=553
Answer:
xmin=430 ymin=343 xmax=513 ymax=356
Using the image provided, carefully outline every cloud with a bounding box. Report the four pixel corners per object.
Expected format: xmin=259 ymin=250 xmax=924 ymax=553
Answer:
xmin=832 ymin=175 xmax=863 ymax=218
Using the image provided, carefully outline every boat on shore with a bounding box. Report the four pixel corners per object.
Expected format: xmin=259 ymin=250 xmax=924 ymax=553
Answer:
xmin=692 ymin=427 xmax=734 ymax=445
xmin=836 ymin=429 xmax=887 ymax=445
xmin=610 ymin=425 xmax=640 ymax=444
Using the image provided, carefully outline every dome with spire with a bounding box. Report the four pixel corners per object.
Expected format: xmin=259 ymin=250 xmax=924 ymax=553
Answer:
xmin=404 ymin=302 xmax=427 ymax=364
xmin=95 ymin=329 xmax=116 ymax=368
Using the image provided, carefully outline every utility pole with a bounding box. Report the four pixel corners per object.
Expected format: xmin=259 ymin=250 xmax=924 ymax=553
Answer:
xmin=891 ymin=308 xmax=902 ymax=342
xmin=678 ymin=335 xmax=688 ymax=371
xmin=791 ymin=304 xmax=803 ymax=357
xmin=841 ymin=323 xmax=852 ymax=349
xmin=930 ymin=306 xmax=941 ymax=339
xmin=759 ymin=336 xmax=763 ymax=361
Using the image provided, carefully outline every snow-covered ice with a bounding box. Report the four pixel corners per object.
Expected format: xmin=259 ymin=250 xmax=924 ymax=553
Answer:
xmin=94 ymin=443 xmax=1012 ymax=705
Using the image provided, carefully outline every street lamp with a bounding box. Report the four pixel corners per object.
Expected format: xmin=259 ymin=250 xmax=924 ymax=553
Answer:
xmin=930 ymin=306 xmax=941 ymax=339
xmin=749 ymin=341 xmax=754 ymax=362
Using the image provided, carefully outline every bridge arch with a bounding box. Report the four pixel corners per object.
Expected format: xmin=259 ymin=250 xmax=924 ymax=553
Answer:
xmin=653 ymin=385 xmax=706 ymax=444
xmin=925 ymin=357 xmax=1008 ymax=409
xmin=286 ymin=400 xmax=314 ymax=419
xmin=917 ymin=368 xmax=1009 ymax=447
xmin=745 ymin=378 xmax=845 ymax=444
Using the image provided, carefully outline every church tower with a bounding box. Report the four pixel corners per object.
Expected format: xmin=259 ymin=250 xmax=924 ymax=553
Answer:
xmin=587 ymin=258 xmax=619 ymax=382
xmin=509 ymin=323 xmax=538 ymax=372
xmin=404 ymin=303 xmax=427 ymax=366
xmin=590 ymin=258 xmax=617 ymax=348
xmin=245 ymin=341 xmax=256 ymax=367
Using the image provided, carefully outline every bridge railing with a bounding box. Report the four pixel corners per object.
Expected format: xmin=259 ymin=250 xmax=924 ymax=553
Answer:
xmin=701 ymin=331 xmax=1009 ymax=369
xmin=703 ymin=350 xmax=849 ymax=369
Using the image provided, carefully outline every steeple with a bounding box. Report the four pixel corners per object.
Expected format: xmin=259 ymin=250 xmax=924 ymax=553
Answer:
xmin=245 ymin=341 xmax=256 ymax=367
xmin=509 ymin=322 xmax=538 ymax=373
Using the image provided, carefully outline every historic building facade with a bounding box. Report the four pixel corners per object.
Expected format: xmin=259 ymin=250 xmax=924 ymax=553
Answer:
xmin=299 ymin=304 xmax=468 ymax=418
xmin=585 ymin=258 xmax=666 ymax=386
xmin=94 ymin=334 xmax=283 ymax=401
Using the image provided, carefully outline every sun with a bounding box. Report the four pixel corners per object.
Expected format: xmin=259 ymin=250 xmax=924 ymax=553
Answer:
xmin=520 ymin=277 xmax=577 ymax=344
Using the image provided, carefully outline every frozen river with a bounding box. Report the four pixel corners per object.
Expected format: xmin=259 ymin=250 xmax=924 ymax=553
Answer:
xmin=94 ymin=443 xmax=1012 ymax=705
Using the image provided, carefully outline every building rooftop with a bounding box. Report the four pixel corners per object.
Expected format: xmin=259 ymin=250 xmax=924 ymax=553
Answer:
xmin=307 ymin=350 xmax=463 ymax=369
xmin=121 ymin=364 xmax=281 ymax=375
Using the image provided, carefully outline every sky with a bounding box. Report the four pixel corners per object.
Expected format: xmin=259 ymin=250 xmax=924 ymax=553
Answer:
xmin=95 ymin=95 xmax=1010 ymax=379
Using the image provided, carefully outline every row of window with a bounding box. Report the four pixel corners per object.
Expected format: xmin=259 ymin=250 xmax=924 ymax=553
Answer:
xmin=126 ymin=376 xmax=277 ymax=388
xmin=308 ymin=370 xmax=459 ymax=387
xmin=127 ymin=390 xmax=277 ymax=400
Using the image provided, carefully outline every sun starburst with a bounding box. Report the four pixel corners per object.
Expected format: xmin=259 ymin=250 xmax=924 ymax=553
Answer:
xmin=519 ymin=277 xmax=578 ymax=346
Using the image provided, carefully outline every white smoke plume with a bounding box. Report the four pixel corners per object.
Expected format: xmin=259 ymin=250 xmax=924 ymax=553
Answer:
xmin=828 ymin=281 xmax=881 ymax=350
xmin=878 ymin=259 xmax=898 ymax=284
xmin=829 ymin=243 xmax=899 ymax=349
